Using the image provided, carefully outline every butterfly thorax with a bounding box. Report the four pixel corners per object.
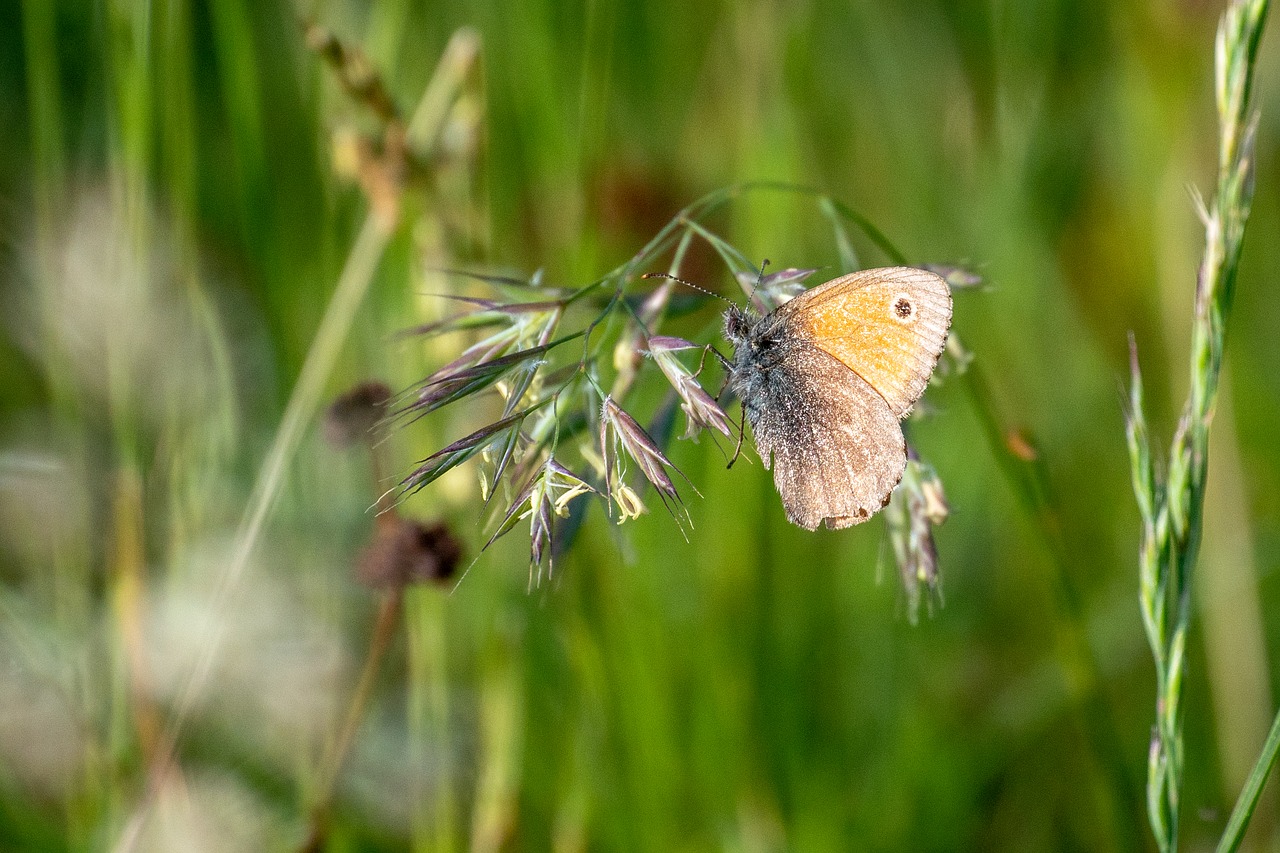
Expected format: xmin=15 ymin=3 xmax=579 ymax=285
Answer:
xmin=723 ymin=305 xmax=801 ymax=429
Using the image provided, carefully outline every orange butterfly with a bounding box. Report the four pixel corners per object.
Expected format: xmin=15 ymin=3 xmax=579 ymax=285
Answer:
xmin=724 ymin=267 xmax=952 ymax=529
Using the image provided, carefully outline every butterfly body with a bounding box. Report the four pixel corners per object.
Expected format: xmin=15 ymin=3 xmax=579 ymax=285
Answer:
xmin=724 ymin=267 xmax=952 ymax=530
xmin=723 ymin=305 xmax=794 ymax=428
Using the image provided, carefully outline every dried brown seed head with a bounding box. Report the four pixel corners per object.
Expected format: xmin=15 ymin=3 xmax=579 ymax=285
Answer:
xmin=324 ymin=381 xmax=393 ymax=449
xmin=356 ymin=517 xmax=462 ymax=589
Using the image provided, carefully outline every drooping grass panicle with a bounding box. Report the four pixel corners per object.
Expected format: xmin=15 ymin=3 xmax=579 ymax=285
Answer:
xmin=396 ymin=296 xmax=565 ymax=340
xmin=733 ymin=266 xmax=818 ymax=312
xmin=401 ymin=402 xmax=549 ymax=497
xmin=399 ymin=183 xmax=964 ymax=583
xmin=483 ymin=457 xmax=598 ymax=585
xmin=920 ymin=263 xmax=985 ymax=292
xmin=410 ymin=342 xmax=554 ymax=417
xmin=395 ymin=293 xmax=567 ymax=422
xmin=885 ymin=450 xmax=949 ymax=624
xmin=646 ymin=336 xmax=732 ymax=440
xmin=608 ymin=228 xmax=700 ymax=402
xmin=599 ymin=394 xmax=695 ymax=523
xmin=1124 ymin=2 xmax=1270 ymax=850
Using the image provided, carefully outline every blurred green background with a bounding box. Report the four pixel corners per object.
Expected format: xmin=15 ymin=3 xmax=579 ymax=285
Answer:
xmin=3 ymin=1 xmax=1280 ymax=850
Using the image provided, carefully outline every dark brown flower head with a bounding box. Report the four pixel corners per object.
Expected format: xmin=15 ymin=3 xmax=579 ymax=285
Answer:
xmin=324 ymin=381 xmax=393 ymax=448
xmin=356 ymin=517 xmax=462 ymax=589
xmin=303 ymin=22 xmax=399 ymax=124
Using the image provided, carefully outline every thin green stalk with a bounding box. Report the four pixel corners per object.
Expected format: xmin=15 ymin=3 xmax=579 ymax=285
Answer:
xmin=159 ymin=212 xmax=394 ymax=754
xmin=301 ymin=587 xmax=405 ymax=853
xmin=111 ymin=211 xmax=395 ymax=853
xmin=1126 ymin=1 xmax=1269 ymax=850
xmin=408 ymin=589 xmax=457 ymax=852
xmin=108 ymin=25 xmax=489 ymax=849
xmin=1217 ymin=705 xmax=1280 ymax=853
xmin=20 ymin=0 xmax=65 ymax=230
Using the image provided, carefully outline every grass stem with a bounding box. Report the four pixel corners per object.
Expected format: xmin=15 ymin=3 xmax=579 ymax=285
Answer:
xmin=1126 ymin=2 xmax=1270 ymax=849
xmin=1216 ymin=705 xmax=1280 ymax=853
xmin=300 ymin=587 xmax=405 ymax=852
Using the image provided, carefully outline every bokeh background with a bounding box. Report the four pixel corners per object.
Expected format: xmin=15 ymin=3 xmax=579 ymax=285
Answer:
xmin=3 ymin=1 xmax=1280 ymax=850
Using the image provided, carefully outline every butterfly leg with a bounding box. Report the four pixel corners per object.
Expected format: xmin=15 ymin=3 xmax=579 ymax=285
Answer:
xmin=696 ymin=343 xmax=747 ymax=466
xmin=727 ymin=404 xmax=746 ymax=469
xmin=699 ymin=342 xmax=739 ymax=412
xmin=695 ymin=343 xmax=733 ymax=376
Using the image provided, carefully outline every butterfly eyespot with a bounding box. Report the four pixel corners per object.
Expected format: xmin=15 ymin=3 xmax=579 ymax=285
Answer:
xmin=892 ymin=294 xmax=915 ymax=323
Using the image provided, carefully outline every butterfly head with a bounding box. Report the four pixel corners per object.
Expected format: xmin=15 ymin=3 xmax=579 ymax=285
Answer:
xmin=722 ymin=303 xmax=756 ymax=346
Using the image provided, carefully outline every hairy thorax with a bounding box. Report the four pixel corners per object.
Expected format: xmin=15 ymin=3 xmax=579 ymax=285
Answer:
xmin=723 ymin=306 xmax=800 ymax=430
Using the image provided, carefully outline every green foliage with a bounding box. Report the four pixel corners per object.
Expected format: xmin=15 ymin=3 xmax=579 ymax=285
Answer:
xmin=1 ymin=1 xmax=1279 ymax=851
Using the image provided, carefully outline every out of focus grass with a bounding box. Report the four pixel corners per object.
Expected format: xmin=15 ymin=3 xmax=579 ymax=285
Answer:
xmin=2 ymin=1 xmax=1280 ymax=851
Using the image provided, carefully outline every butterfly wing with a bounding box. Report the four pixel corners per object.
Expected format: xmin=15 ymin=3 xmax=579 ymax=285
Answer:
xmin=751 ymin=339 xmax=906 ymax=530
xmin=780 ymin=267 xmax=951 ymax=416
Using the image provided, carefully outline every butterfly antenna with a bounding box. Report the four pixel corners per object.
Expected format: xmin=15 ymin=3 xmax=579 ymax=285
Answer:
xmin=641 ymin=272 xmax=734 ymax=305
xmin=746 ymin=257 xmax=770 ymax=306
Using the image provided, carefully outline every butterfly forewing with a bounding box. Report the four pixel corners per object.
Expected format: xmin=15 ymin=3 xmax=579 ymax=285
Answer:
xmin=783 ymin=267 xmax=952 ymax=416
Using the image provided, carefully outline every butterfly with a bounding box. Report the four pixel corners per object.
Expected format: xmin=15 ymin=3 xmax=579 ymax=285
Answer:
xmin=723 ymin=267 xmax=952 ymax=529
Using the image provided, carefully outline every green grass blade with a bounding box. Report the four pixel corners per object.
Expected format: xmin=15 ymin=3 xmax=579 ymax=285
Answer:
xmin=1217 ymin=704 xmax=1280 ymax=853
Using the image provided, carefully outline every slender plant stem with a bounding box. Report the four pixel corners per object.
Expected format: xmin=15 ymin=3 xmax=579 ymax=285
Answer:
xmin=161 ymin=213 xmax=392 ymax=748
xmin=110 ymin=215 xmax=393 ymax=853
xmin=1217 ymin=705 xmax=1280 ymax=853
xmin=1127 ymin=1 xmax=1269 ymax=850
xmin=109 ymin=469 xmax=161 ymax=770
xmin=301 ymin=587 xmax=405 ymax=852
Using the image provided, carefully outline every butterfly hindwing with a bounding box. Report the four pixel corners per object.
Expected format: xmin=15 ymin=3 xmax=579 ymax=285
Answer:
xmin=749 ymin=337 xmax=906 ymax=530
